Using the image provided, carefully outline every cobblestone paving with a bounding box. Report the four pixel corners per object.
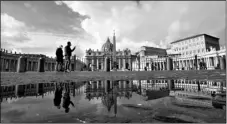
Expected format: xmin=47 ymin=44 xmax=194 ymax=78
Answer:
xmin=1 ymin=70 xmax=226 ymax=86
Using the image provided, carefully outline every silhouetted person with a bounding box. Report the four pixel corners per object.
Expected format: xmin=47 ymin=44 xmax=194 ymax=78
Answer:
xmin=62 ymin=84 xmax=75 ymax=113
xmin=144 ymin=66 xmax=147 ymax=71
xmin=53 ymin=84 xmax=63 ymax=109
xmin=56 ymin=45 xmax=64 ymax=72
xmin=64 ymin=41 xmax=76 ymax=72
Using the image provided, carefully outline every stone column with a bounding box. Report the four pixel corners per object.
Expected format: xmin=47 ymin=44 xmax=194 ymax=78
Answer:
xmin=8 ymin=59 xmax=11 ymax=72
xmin=101 ymin=58 xmax=104 ymax=71
xmin=31 ymin=61 xmax=33 ymax=71
xmin=118 ymin=58 xmax=121 ymax=69
xmin=97 ymin=58 xmax=99 ymax=70
xmin=123 ymin=58 xmax=126 ymax=69
xmin=166 ymin=57 xmax=173 ymax=70
xmin=104 ymin=57 xmax=107 ymax=72
xmin=110 ymin=59 xmax=112 ymax=70
xmin=138 ymin=58 xmax=140 ymax=71
xmin=91 ymin=58 xmax=95 ymax=71
xmin=123 ymin=81 xmax=127 ymax=89
xmin=101 ymin=81 xmax=104 ymax=89
xmin=91 ymin=81 xmax=95 ymax=90
xmin=207 ymin=57 xmax=210 ymax=69
xmin=37 ymin=57 xmax=45 ymax=72
xmin=159 ymin=62 xmax=162 ymax=70
xmin=26 ymin=60 xmax=29 ymax=71
xmin=219 ymin=56 xmax=226 ymax=70
xmin=128 ymin=58 xmax=132 ymax=71
xmin=97 ymin=81 xmax=99 ymax=89
xmin=1 ymin=58 xmax=4 ymax=72
xmin=118 ymin=81 xmax=122 ymax=89
xmin=17 ymin=56 xmax=27 ymax=73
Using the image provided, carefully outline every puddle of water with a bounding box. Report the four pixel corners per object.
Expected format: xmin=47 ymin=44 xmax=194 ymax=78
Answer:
xmin=1 ymin=79 xmax=226 ymax=123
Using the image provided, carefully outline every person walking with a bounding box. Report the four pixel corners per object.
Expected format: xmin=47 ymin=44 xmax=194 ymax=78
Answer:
xmin=56 ymin=45 xmax=64 ymax=72
xmin=64 ymin=41 xmax=76 ymax=72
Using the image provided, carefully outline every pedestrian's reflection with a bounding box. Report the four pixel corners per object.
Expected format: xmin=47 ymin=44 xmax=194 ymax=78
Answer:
xmin=53 ymin=83 xmax=63 ymax=109
xmin=63 ymin=83 xmax=75 ymax=113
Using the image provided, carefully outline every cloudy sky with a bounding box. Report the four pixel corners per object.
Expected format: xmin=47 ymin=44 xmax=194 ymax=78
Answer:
xmin=1 ymin=1 xmax=225 ymax=57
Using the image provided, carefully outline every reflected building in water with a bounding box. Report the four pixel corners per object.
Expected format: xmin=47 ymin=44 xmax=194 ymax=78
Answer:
xmin=85 ymin=80 xmax=133 ymax=115
xmin=133 ymin=79 xmax=226 ymax=95
xmin=0 ymin=82 xmax=86 ymax=102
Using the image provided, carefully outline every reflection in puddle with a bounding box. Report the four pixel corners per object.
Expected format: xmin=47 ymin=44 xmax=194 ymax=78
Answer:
xmin=1 ymin=79 xmax=226 ymax=123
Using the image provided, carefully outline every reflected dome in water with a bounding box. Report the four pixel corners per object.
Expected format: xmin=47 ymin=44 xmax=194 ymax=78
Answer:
xmin=101 ymin=93 xmax=115 ymax=112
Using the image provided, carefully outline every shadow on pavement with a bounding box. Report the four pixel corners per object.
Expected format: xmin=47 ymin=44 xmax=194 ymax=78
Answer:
xmin=153 ymin=115 xmax=194 ymax=123
xmin=172 ymin=103 xmax=212 ymax=110
xmin=187 ymin=97 xmax=211 ymax=101
xmin=121 ymin=104 xmax=153 ymax=110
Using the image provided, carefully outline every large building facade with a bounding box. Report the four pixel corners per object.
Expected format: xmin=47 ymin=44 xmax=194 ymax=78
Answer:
xmin=168 ymin=34 xmax=225 ymax=70
xmin=132 ymin=34 xmax=226 ymax=71
xmin=85 ymin=32 xmax=133 ymax=71
xmin=132 ymin=46 xmax=167 ymax=71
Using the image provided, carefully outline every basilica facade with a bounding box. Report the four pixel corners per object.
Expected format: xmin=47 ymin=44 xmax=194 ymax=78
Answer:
xmin=85 ymin=32 xmax=133 ymax=71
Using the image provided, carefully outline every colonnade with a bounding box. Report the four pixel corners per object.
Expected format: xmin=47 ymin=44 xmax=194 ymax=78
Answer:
xmin=132 ymin=54 xmax=226 ymax=71
xmin=87 ymin=56 xmax=133 ymax=71
xmin=172 ymin=55 xmax=226 ymax=70
xmin=1 ymin=49 xmax=87 ymax=72
xmin=132 ymin=57 xmax=170 ymax=71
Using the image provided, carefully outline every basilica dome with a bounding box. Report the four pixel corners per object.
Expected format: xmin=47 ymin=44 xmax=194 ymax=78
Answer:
xmin=101 ymin=37 xmax=113 ymax=52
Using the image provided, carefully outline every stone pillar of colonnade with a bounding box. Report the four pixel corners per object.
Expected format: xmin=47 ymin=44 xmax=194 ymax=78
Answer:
xmin=101 ymin=81 xmax=104 ymax=89
xmin=161 ymin=62 xmax=164 ymax=70
xmin=37 ymin=57 xmax=45 ymax=72
xmin=30 ymin=61 xmax=33 ymax=71
xmin=105 ymin=80 xmax=108 ymax=93
xmin=219 ymin=56 xmax=226 ymax=70
xmin=206 ymin=57 xmax=210 ymax=69
xmin=8 ymin=59 xmax=11 ymax=72
xmin=96 ymin=58 xmax=99 ymax=70
xmin=128 ymin=58 xmax=132 ymax=71
xmin=52 ymin=62 xmax=55 ymax=71
xmin=166 ymin=57 xmax=173 ymax=71
xmin=13 ymin=59 xmax=17 ymax=72
xmin=91 ymin=58 xmax=95 ymax=71
xmin=1 ymin=58 xmax=4 ymax=72
xmin=100 ymin=58 xmax=103 ymax=71
xmin=118 ymin=58 xmax=121 ymax=70
xmin=138 ymin=58 xmax=140 ymax=71
xmin=104 ymin=57 xmax=107 ymax=72
xmin=123 ymin=81 xmax=127 ymax=90
xmin=17 ymin=56 xmax=27 ymax=73
xmin=123 ymin=58 xmax=126 ymax=70
xmin=118 ymin=81 xmax=122 ymax=89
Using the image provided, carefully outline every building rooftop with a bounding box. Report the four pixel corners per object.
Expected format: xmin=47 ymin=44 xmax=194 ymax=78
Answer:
xmin=140 ymin=46 xmax=167 ymax=56
xmin=170 ymin=34 xmax=219 ymax=44
xmin=141 ymin=46 xmax=166 ymax=50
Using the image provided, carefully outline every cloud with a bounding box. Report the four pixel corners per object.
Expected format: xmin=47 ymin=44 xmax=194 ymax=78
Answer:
xmin=1 ymin=1 xmax=225 ymax=58
xmin=1 ymin=13 xmax=31 ymax=48
xmin=1 ymin=1 xmax=87 ymax=36
xmin=61 ymin=1 xmax=194 ymax=51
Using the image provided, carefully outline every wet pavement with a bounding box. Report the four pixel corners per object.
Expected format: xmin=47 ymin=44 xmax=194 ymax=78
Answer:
xmin=1 ymin=79 xmax=226 ymax=123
